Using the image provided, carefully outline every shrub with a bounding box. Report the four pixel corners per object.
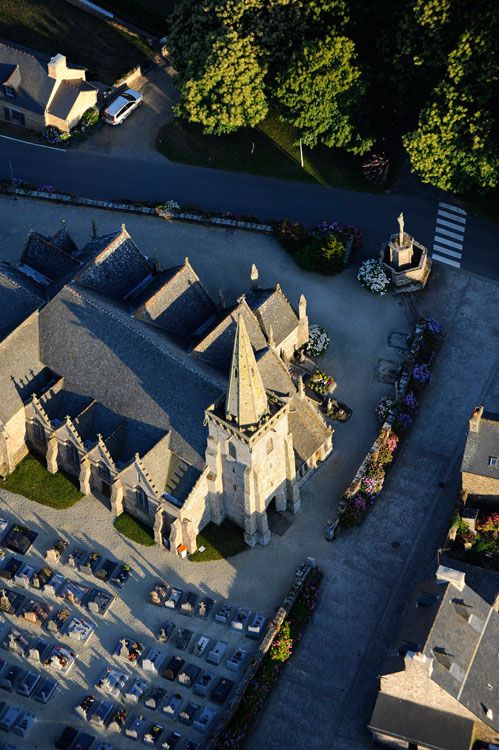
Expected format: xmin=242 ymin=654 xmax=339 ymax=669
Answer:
xmin=269 ymin=622 xmax=293 ymax=662
xmin=412 ymin=363 xmax=432 ymax=385
xmin=357 ymin=258 xmax=390 ymax=294
xmin=376 ymin=395 xmax=395 ymax=422
xmin=273 ymin=219 xmax=309 ymax=255
xmin=314 ymin=232 xmax=346 ymax=275
xmin=360 ymin=463 xmax=385 ymax=496
xmin=305 ymin=325 xmax=330 ymax=357
xmin=295 ymin=242 xmax=319 ymax=271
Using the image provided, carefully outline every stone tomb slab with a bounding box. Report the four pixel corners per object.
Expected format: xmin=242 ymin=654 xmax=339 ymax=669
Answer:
xmin=54 ymin=726 xmax=78 ymax=749
xmin=125 ymin=676 xmax=147 ymax=703
xmin=2 ymin=524 xmax=38 ymax=555
xmin=0 ymin=557 xmax=22 ymax=582
xmin=375 ymin=359 xmax=400 ymax=384
xmin=45 ymin=538 xmax=68 ymax=564
xmin=31 ymin=566 xmax=53 ymax=590
xmin=142 ymin=647 xmax=166 ymax=676
xmin=80 ymin=551 xmax=102 ymax=576
xmin=46 ymin=644 xmax=76 ymax=674
xmin=0 ymin=664 xmax=21 ymax=690
xmin=144 ymin=722 xmax=164 ymax=746
xmin=46 ymin=607 xmax=71 ymax=635
xmin=65 ymin=614 xmax=96 ymax=644
xmin=14 ymin=562 xmax=37 ymax=587
xmin=94 ymin=742 xmax=113 ymax=750
xmin=96 ymin=666 xmax=128 ymax=698
xmin=178 ymin=663 xmax=200 ymax=689
xmin=163 ymin=731 xmax=182 ymax=748
xmin=161 ymin=656 xmax=184 ymax=682
xmin=2 ymin=627 xmax=30 ymax=654
xmin=193 ymin=706 xmax=217 ymax=734
xmin=12 ymin=710 xmax=36 ymax=737
xmin=195 ymin=596 xmax=214 ymax=620
xmin=144 ymin=685 xmax=166 ymax=710
xmin=67 ymin=547 xmax=87 ymax=569
xmin=71 ymin=732 xmax=95 ymax=750
xmin=388 ymin=331 xmax=410 ymax=350
xmin=179 ymin=591 xmax=198 ymax=617
xmin=162 ymin=693 xmax=182 ymax=718
xmin=231 ymin=607 xmax=250 ymax=632
xmin=193 ymin=670 xmax=216 ymax=697
xmin=86 ymin=587 xmax=115 ymax=616
xmin=114 ymin=636 xmax=143 ymax=665
xmin=184 ymin=739 xmax=200 ymax=750
xmin=210 ymin=676 xmax=235 ymax=705
xmin=247 ymin=612 xmax=267 ymax=639
xmin=157 ymin=620 xmax=175 ymax=643
xmin=164 ymin=587 xmax=183 ymax=609
xmin=59 ymin=579 xmax=89 ymax=606
xmin=75 ymin=694 xmax=96 ymax=721
xmin=0 ymin=519 xmax=9 ymax=537
xmin=95 ymin=559 xmax=116 ymax=582
xmin=110 ymin=564 xmax=131 ymax=589
xmin=26 ymin=635 xmax=50 ymax=663
xmin=125 ymin=712 xmax=148 ymax=739
xmin=16 ymin=669 xmax=40 ymax=696
xmin=149 ymin=582 xmax=169 ymax=607
xmin=178 ymin=701 xmax=200 ymax=726
xmin=215 ymin=603 xmax=232 ymax=625
xmin=108 ymin=706 xmax=128 ymax=732
xmin=32 ymin=675 xmax=58 ymax=703
xmin=0 ymin=587 xmax=25 ymax=616
xmin=226 ymin=647 xmax=247 ymax=672
xmin=207 ymin=640 xmax=228 ymax=665
xmin=88 ymin=698 xmax=113 ymax=727
xmin=0 ymin=704 xmax=21 ymax=731
xmin=174 ymin=627 xmax=193 ymax=651
xmin=19 ymin=597 xmax=52 ymax=627
xmin=44 ymin=572 xmax=65 ymax=598
xmin=192 ymin=634 xmax=210 ymax=658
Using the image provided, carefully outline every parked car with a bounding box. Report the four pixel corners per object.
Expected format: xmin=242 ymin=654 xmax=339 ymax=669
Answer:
xmin=102 ymin=89 xmax=143 ymax=125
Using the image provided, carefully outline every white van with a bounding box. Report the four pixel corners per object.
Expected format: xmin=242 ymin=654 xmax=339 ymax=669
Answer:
xmin=102 ymin=89 xmax=143 ymax=125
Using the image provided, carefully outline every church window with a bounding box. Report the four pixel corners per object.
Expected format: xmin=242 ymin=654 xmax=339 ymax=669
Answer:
xmin=32 ymin=420 xmax=45 ymax=442
xmin=267 ymin=437 xmax=273 ymax=454
xmin=228 ymin=442 xmax=236 ymax=459
xmin=136 ymin=486 xmax=149 ymax=512
xmin=66 ymin=442 xmax=79 ymax=465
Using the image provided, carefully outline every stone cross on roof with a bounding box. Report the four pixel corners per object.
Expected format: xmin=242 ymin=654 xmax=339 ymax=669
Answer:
xmin=226 ymin=314 xmax=268 ymax=428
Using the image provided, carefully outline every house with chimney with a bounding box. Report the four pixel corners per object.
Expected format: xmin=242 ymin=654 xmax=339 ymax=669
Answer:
xmin=368 ymin=565 xmax=499 ymax=749
xmin=0 ymin=39 xmax=97 ymax=131
xmin=461 ymin=406 xmax=499 ymax=503
xmin=0 ymin=223 xmax=333 ymax=553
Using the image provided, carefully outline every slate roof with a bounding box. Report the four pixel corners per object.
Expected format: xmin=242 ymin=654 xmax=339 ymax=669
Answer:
xmin=37 ymin=387 xmax=93 ymax=427
xmin=246 ymin=287 xmax=299 ymax=345
xmin=39 ymin=284 xmax=222 ymax=470
xmin=133 ymin=262 xmax=217 ymax=338
xmin=104 ymin=421 xmax=167 ymax=466
xmin=256 ymin=347 xmax=294 ymax=398
xmin=47 ymin=78 xmax=96 ymax=120
xmin=75 ymin=229 xmax=154 ymax=299
xmin=461 ymin=412 xmax=499 ymax=479
xmin=0 ymin=265 xmax=45 ymax=339
xmin=368 ymin=694 xmax=474 ymax=750
xmin=382 ymin=572 xmax=499 ymax=732
xmin=191 ymin=301 xmax=267 ymax=369
xmin=427 ymin=556 xmax=499 ymax=609
xmin=288 ymin=393 xmax=331 ymax=467
xmin=20 ymin=232 xmax=80 ymax=283
xmin=73 ymin=401 xmax=124 ymax=448
xmin=49 ymin=227 xmax=78 ymax=256
xmin=0 ymin=312 xmax=47 ymax=423
xmin=164 ymin=453 xmax=202 ymax=505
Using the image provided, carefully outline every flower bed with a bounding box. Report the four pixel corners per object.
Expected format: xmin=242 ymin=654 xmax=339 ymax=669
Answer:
xmin=357 ymin=258 xmax=390 ymax=295
xmin=308 ymin=369 xmax=335 ymax=396
xmin=339 ymin=318 xmax=444 ymax=530
xmin=305 ymin=325 xmax=330 ymax=357
xmin=216 ymin=569 xmax=322 ymax=749
xmin=42 ymin=107 xmax=100 ymax=146
xmin=449 ymin=512 xmax=499 ymax=569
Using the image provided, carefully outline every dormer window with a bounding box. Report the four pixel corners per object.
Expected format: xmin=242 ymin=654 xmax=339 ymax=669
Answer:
xmin=228 ymin=442 xmax=237 ymax=459
xmin=489 ymin=456 xmax=498 ymax=467
xmin=4 ymin=86 xmax=15 ymax=98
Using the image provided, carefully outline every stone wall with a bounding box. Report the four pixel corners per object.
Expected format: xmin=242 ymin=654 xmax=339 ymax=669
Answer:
xmin=462 ymin=471 xmax=499 ymax=498
xmin=206 ymin=557 xmax=318 ymax=749
xmin=2 ymin=105 xmax=44 ymax=132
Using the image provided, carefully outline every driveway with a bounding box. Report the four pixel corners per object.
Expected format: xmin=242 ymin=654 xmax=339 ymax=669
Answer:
xmin=80 ymin=59 xmax=179 ymax=155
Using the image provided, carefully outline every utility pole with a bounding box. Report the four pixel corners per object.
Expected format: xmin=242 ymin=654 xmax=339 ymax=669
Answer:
xmin=9 ymin=160 xmax=16 ymax=200
xmin=299 ymin=139 xmax=304 ymax=168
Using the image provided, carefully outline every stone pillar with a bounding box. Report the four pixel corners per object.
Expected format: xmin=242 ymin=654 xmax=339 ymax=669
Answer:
xmin=46 ymin=435 xmax=59 ymax=474
xmin=110 ymin=479 xmax=124 ymax=517
xmin=284 ymin=434 xmax=300 ymax=513
xmin=205 ymin=437 xmax=224 ymax=524
xmin=243 ymin=466 xmax=261 ymax=546
xmin=298 ymin=294 xmax=309 ymax=347
xmin=170 ymin=518 xmax=183 ymax=553
xmin=250 ymin=263 xmax=259 ymax=290
xmin=244 ymin=513 xmax=258 ymax=547
xmin=79 ymin=458 xmax=91 ymax=495
xmin=182 ymin=519 xmax=197 ymax=554
xmin=153 ymin=508 xmax=164 ymax=545
xmin=256 ymin=510 xmax=271 ymax=545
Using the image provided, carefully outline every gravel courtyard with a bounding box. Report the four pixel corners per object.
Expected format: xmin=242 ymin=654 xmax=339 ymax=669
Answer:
xmin=2 ymin=196 xmax=496 ymax=749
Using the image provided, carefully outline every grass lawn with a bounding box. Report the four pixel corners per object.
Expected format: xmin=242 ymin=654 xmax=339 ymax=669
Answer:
xmin=157 ymin=110 xmax=392 ymax=193
xmin=2 ymin=453 xmax=83 ymax=509
xmin=95 ymin=0 xmax=176 ymax=36
xmin=115 ymin=511 xmax=155 ymax=546
xmin=189 ymin=520 xmax=247 ymax=562
xmin=0 ymin=0 xmax=152 ymax=84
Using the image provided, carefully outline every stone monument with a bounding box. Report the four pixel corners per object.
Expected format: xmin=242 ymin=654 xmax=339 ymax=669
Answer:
xmin=380 ymin=212 xmax=431 ymax=292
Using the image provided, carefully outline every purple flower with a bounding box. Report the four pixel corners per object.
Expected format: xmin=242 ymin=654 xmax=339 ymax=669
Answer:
xmin=403 ymin=391 xmax=419 ymax=412
xmin=425 ymin=318 xmax=442 ymax=339
xmin=412 ymin=364 xmax=432 ymax=384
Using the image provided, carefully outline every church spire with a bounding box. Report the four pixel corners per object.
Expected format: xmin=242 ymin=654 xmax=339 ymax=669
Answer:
xmin=226 ymin=315 xmax=268 ymax=428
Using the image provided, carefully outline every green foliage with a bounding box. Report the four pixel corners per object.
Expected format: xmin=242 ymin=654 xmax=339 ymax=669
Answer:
xmin=3 ymin=453 xmax=83 ymax=509
xmin=314 ymin=232 xmax=346 ymax=274
xmin=273 ymin=219 xmax=310 ymax=254
xmin=114 ymin=511 xmax=155 ymax=546
xmin=174 ymin=31 xmax=268 ymax=134
xmin=275 ymin=34 xmax=372 ymax=154
xmin=189 ymin=520 xmax=247 ymax=561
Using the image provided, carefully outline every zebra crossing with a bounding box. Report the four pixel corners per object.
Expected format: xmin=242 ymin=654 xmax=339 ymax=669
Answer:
xmin=431 ymin=201 xmax=467 ymax=268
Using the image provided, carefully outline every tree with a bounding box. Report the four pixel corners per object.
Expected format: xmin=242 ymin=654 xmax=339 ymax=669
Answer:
xmin=275 ymin=34 xmax=373 ymax=154
xmin=174 ymin=31 xmax=268 ymax=135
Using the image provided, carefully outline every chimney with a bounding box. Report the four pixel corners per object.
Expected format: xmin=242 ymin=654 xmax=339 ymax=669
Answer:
xmin=404 ymin=651 xmax=433 ymax=677
xmin=469 ymin=406 xmax=484 ymax=432
xmin=250 ymin=264 xmax=259 ymax=290
xmin=436 ymin=565 xmax=465 ymax=591
xmin=47 ymin=54 xmax=67 ymax=80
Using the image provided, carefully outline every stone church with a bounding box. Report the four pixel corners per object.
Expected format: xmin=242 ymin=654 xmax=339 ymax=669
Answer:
xmin=0 ymin=224 xmax=333 ymax=553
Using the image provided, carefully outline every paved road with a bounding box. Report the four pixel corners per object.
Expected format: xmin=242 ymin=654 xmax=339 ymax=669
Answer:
xmin=1 ymin=136 xmax=498 ymax=280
